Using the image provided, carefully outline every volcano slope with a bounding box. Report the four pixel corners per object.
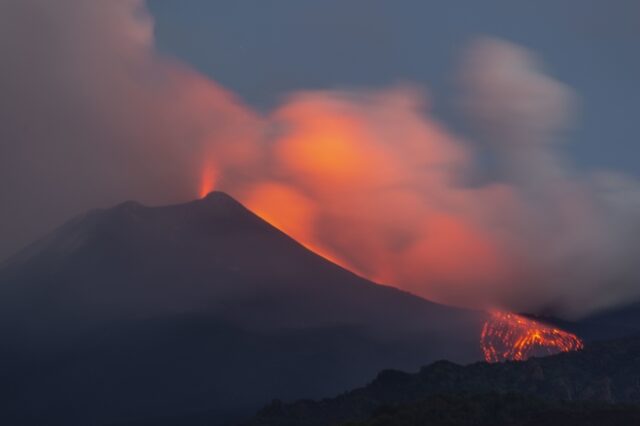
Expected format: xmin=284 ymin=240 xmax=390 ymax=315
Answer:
xmin=0 ymin=192 xmax=483 ymax=426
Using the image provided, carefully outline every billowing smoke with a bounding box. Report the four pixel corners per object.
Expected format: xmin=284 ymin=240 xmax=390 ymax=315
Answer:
xmin=0 ymin=0 xmax=263 ymax=258
xmin=2 ymin=1 xmax=640 ymax=318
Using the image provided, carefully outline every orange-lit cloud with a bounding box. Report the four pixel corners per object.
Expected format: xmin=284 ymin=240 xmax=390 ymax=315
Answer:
xmin=245 ymin=182 xmax=316 ymax=243
xmin=6 ymin=0 xmax=640 ymax=319
xmin=224 ymin=88 xmax=516 ymax=308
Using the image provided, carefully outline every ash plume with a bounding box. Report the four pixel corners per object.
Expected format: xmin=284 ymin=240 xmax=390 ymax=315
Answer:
xmin=2 ymin=1 xmax=640 ymax=318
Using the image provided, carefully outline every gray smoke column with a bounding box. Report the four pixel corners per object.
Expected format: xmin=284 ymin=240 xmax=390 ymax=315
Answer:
xmin=2 ymin=2 xmax=640 ymax=318
xmin=459 ymin=37 xmax=573 ymax=182
xmin=458 ymin=38 xmax=640 ymax=316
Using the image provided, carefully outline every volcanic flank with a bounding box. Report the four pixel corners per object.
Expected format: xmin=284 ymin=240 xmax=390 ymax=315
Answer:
xmin=0 ymin=192 xmax=483 ymax=426
xmin=0 ymin=192 xmax=480 ymax=334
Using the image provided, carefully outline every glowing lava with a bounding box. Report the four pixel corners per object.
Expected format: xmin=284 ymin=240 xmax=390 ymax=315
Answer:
xmin=481 ymin=311 xmax=583 ymax=363
xmin=199 ymin=165 xmax=217 ymax=198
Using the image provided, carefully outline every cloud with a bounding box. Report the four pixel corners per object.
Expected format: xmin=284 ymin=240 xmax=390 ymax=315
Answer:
xmin=2 ymin=3 xmax=640 ymax=318
xmin=454 ymin=37 xmax=640 ymax=316
xmin=231 ymin=39 xmax=640 ymax=318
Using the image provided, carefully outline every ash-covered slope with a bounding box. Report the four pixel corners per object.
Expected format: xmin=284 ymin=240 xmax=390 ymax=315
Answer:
xmin=0 ymin=192 xmax=483 ymax=425
xmin=246 ymin=336 xmax=640 ymax=426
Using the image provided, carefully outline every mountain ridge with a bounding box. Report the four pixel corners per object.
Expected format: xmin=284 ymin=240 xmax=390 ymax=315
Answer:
xmin=245 ymin=334 xmax=640 ymax=426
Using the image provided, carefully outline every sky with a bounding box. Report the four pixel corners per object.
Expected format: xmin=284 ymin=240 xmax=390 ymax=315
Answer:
xmin=1 ymin=0 xmax=640 ymax=317
xmin=148 ymin=0 xmax=640 ymax=175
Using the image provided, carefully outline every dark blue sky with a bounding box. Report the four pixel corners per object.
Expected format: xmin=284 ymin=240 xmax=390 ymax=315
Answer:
xmin=148 ymin=0 xmax=640 ymax=175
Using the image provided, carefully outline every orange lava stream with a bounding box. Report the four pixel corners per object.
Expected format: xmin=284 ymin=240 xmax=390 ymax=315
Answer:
xmin=481 ymin=311 xmax=584 ymax=363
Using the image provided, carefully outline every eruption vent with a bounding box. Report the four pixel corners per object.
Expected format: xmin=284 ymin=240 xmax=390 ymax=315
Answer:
xmin=199 ymin=165 xmax=218 ymax=199
xmin=481 ymin=311 xmax=583 ymax=363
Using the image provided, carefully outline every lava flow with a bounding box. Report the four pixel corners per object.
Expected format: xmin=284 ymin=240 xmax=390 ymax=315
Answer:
xmin=480 ymin=311 xmax=584 ymax=363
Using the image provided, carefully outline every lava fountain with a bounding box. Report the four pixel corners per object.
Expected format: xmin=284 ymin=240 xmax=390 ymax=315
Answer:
xmin=481 ymin=311 xmax=584 ymax=363
xmin=198 ymin=164 xmax=218 ymax=199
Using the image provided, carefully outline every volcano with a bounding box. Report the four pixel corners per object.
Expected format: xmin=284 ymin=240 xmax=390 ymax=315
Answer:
xmin=0 ymin=192 xmax=483 ymax=425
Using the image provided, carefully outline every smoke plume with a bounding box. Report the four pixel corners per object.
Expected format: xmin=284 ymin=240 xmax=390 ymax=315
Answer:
xmin=2 ymin=1 xmax=640 ymax=318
